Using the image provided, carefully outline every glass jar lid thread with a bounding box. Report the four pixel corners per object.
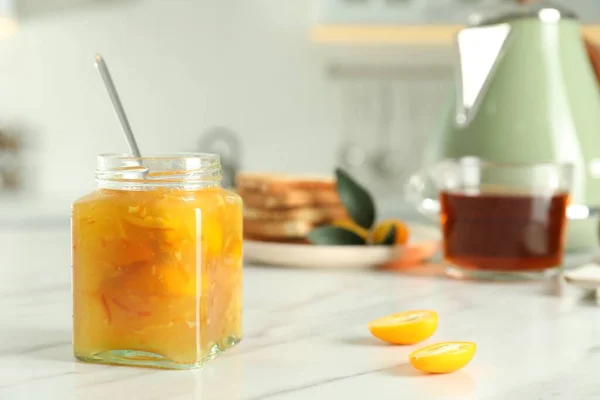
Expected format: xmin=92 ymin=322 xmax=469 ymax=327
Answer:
xmin=95 ymin=153 xmax=222 ymax=189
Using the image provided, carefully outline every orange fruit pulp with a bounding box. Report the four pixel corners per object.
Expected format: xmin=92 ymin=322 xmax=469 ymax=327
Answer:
xmin=409 ymin=342 xmax=476 ymax=374
xmin=72 ymin=187 xmax=243 ymax=366
xmin=368 ymin=310 xmax=438 ymax=345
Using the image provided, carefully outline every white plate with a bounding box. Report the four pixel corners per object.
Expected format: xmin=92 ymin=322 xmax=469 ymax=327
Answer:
xmin=244 ymin=223 xmax=441 ymax=269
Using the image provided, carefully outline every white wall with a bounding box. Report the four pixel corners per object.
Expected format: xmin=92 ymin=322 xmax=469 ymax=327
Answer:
xmin=0 ymin=0 xmax=341 ymax=198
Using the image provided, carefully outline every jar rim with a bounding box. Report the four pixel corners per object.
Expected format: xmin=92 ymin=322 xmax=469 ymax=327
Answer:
xmin=96 ymin=152 xmax=222 ymax=190
xmin=97 ymin=152 xmax=220 ymax=163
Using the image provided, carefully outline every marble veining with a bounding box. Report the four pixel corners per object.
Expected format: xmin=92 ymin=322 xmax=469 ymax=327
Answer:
xmin=1 ymin=229 xmax=600 ymax=399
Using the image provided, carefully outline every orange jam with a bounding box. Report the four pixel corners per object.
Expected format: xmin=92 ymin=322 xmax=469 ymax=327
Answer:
xmin=72 ymin=154 xmax=242 ymax=369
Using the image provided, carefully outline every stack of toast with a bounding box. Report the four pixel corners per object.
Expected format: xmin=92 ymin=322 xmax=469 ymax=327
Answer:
xmin=236 ymin=172 xmax=348 ymax=243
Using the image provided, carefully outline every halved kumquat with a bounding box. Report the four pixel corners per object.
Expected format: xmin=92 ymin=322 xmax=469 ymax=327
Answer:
xmin=368 ymin=310 xmax=438 ymax=345
xmin=409 ymin=341 xmax=476 ymax=374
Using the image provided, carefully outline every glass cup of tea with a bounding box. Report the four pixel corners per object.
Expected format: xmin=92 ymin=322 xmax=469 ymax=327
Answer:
xmin=406 ymin=158 xmax=574 ymax=280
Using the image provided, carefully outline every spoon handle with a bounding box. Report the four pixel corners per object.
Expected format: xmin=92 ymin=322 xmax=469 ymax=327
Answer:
xmin=94 ymin=54 xmax=141 ymax=158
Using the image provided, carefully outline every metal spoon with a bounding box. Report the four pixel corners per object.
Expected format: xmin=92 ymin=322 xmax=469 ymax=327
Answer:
xmin=94 ymin=54 xmax=142 ymax=158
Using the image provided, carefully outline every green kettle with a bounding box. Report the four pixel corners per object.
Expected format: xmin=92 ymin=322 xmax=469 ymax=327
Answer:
xmin=427 ymin=2 xmax=600 ymax=252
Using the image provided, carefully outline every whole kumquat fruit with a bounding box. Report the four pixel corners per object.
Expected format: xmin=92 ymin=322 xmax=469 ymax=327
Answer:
xmin=409 ymin=342 xmax=476 ymax=374
xmin=370 ymin=219 xmax=410 ymax=245
xmin=368 ymin=310 xmax=438 ymax=345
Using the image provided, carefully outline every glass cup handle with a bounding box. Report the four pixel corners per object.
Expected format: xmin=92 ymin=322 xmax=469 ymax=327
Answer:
xmin=405 ymin=170 xmax=440 ymax=222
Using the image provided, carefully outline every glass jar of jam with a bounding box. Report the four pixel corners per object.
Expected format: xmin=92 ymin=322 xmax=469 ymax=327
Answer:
xmin=72 ymin=153 xmax=243 ymax=369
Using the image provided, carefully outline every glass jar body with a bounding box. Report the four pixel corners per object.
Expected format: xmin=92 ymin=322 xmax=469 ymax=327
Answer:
xmin=72 ymin=156 xmax=243 ymax=369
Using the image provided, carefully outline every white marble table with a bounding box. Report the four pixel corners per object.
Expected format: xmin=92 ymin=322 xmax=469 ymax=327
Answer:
xmin=1 ymin=228 xmax=600 ymax=400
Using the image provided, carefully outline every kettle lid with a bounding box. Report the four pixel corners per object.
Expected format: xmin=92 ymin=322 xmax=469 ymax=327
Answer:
xmin=467 ymin=1 xmax=577 ymax=27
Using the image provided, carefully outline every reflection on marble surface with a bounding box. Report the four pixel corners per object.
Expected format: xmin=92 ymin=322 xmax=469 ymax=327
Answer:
xmin=1 ymin=228 xmax=600 ymax=399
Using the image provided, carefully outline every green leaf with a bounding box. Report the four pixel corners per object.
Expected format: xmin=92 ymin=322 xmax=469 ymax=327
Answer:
xmin=307 ymin=226 xmax=367 ymax=246
xmin=335 ymin=167 xmax=376 ymax=230
xmin=379 ymin=225 xmax=397 ymax=246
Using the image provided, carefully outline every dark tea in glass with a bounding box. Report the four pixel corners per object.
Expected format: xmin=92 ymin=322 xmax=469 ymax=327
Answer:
xmin=440 ymin=191 xmax=569 ymax=273
xmin=406 ymin=158 xmax=573 ymax=279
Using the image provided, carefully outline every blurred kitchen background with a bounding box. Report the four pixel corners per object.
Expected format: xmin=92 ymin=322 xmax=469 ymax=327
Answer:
xmin=0 ymin=0 xmax=599 ymax=226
